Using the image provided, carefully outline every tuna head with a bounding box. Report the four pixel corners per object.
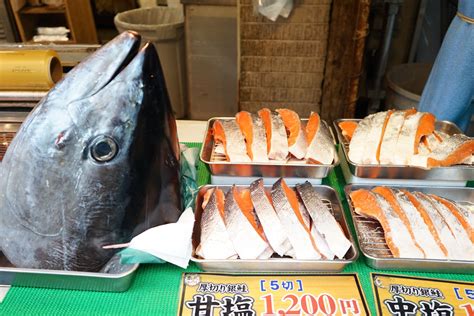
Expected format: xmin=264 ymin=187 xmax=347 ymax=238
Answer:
xmin=0 ymin=31 xmax=182 ymax=271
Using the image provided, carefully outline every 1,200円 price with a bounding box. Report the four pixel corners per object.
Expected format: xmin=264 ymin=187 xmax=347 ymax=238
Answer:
xmin=261 ymin=293 xmax=362 ymax=315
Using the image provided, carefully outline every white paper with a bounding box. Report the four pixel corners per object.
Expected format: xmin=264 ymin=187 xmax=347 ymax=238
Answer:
xmin=127 ymin=208 xmax=195 ymax=268
xmin=33 ymin=35 xmax=69 ymax=42
xmin=37 ymin=27 xmax=70 ymax=35
xmin=257 ymin=0 xmax=293 ymax=21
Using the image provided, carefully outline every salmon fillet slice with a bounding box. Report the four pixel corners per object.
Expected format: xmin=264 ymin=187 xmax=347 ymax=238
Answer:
xmin=338 ymin=121 xmax=358 ymax=141
xmin=305 ymin=112 xmax=335 ymax=164
xmin=202 ymin=188 xmax=225 ymax=218
xmin=429 ymin=194 xmax=474 ymax=244
xmin=393 ymin=112 xmax=435 ymax=165
xmin=419 ymin=132 xmax=445 ymax=154
xmin=271 ymin=178 xmax=321 ymax=259
xmin=296 ymin=181 xmax=352 ymax=259
xmin=372 ymin=187 xmax=425 ymax=256
xmin=249 ymin=179 xmax=292 ymax=256
xmin=197 ymin=188 xmax=237 ymax=259
xmin=234 ymin=188 xmax=267 ymax=242
xmin=455 ymin=202 xmax=474 ymax=232
xmin=348 ymin=111 xmax=390 ymax=164
xmin=426 ymin=134 xmax=474 ymax=167
xmin=402 ymin=190 xmax=466 ymax=259
xmin=213 ymin=119 xmax=251 ymax=162
xmin=392 ymin=189 xmax=446 ymax=259
xmin=375 ymin=110 xmax=393 ymax=163
xmin=224 ymin=186 xmax=273 ymax=259
xmin=421 ymin=193 xmax=474 ymax=260
xmin=276 ymin=109 xmax=307 ymax=159
xmin=236 ymin=111 xmax=269 ymax=162
xmin=297 ymin=196 xmax=334 ymax=259
xmin=414 ymin=113 xmax=436 ymax=154
xmin=379 ymin=109 xmax=416 ymax=164
xmin=258 ymin=108 xmax=289 ymax=160
xmin=350 ymin=189 xmax=424 ymax=258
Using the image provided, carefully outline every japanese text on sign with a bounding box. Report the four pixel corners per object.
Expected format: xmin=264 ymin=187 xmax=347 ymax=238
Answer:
xmin=178 ymin=273 xmax=369 ymax=316
xmin=372 ymin=273 xmax=474 ymax=316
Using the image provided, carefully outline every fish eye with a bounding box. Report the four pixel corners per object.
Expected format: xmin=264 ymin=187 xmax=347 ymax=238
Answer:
xmin=90 ymin=136 xmax=118 ymax=163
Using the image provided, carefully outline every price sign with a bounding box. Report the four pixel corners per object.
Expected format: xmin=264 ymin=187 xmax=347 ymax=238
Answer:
xmin=372 ymin=273 xmax=474 ymax=316
xmin=178 ymin=273 xmax=369 ymax=315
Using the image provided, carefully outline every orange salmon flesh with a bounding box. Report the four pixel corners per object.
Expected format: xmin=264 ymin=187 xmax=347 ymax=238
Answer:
xmin=276 ymin=109 xmax=301 ymax=147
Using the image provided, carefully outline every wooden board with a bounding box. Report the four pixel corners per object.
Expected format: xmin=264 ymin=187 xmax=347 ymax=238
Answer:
xmin=320 ymin=0 xmax=371 ymax=122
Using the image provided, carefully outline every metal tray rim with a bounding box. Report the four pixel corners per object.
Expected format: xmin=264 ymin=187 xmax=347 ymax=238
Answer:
xmin=0 ymin=263 xmax=140 ymax=279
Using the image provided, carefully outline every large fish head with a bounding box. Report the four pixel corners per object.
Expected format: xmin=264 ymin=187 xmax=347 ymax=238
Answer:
xmin=0 ymin=31 xmax=181 ymax=271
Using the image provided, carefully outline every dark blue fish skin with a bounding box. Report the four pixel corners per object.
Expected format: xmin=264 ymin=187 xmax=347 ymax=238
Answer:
xmin=0 ymin=31 xmax=182 ymax=272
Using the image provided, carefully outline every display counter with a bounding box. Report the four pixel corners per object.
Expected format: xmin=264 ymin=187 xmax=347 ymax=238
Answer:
xmin=0 ymin=132 xmax=472 ymax=315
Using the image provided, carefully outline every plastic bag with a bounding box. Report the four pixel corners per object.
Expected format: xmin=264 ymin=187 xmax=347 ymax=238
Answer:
xmin=254 ymin=0 xmax=293 ymax=21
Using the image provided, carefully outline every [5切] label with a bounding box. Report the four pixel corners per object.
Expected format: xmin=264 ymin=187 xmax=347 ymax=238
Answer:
xmin=178 ymin=273 xmax=369 ymax=315
xmin=372 ymin=273 xmax=474 ymax=316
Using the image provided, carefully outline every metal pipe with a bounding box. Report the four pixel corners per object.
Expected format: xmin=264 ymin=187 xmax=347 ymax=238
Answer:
xmin=369 ymin=1 xmax=401 ymax=112
xmin=408 ymin=0 xmax=428 ymax=62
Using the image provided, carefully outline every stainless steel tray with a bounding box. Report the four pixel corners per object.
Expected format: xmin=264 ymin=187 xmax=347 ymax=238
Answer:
xmin=191 ymin=184 xmax=358 ymax=273
xmin=200 ymin=117 xmax=339 ymax=179
xmin=0 ymin=254 xmax=139 ymax=292
xmin=333 ymin=118 xmax=474 ymax=181
xmin=0 ymin=252 xmax=138 ymax=292
xmin=345 ymin=184 xmax=474 ymax=273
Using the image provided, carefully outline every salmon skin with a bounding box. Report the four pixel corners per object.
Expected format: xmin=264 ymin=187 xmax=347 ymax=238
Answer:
xmin=410 ymin=192 xmax=468 ymax=260
xmin=276 ymin=109 xmax=307 ymax=159
xmin=298 ymin=199 xmax=335 ymax=259
xmin=258 ymin=108 xmax=289 ymax=161
xmin=213 ymin=119 xmax=251 ymax=162
xmin=393 ymin=112 xmax=435 ymax=165
xmin=389 ymin=189 xmax=446 ymax=259
xmin=249 ymin=179 xmax=292 ymax=256
xmin=305 ymin=112 xmax=335 ymax=164
xmin=236 ymin=111 xmax=269 ymax=162
xmin=425 ymin=195 xmax=474 ymax=259
xmin=296 ymin=181 xmax=351 ymax=259
xmin=349 ymin=111 xmax=389 ymax=164
xmin=444 ymin=200 xmax=474 ymax=242
xmin=425 ymin=134 xmax=474 ymax=167
xmin=350 ymin=189 xmax=425 ymax=258
xmin=271 ymin=178 xmax=321 ymax=259
xmin=224 ymin=186 xmax=273 ymax=259
xmin=0 ymin=32 xmax=182 ymax=271
xmin=196 ymin=188 xmax=237 ymax=260
xmin=379 ymin=110 xmax=412 ymax=164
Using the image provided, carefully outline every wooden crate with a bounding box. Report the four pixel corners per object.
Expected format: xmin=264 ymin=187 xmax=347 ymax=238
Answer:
xmin=238 ymin=0 xmax=370 ymax=121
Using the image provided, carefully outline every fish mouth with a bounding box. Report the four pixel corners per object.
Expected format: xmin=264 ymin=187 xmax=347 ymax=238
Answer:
xmin=102 ymin=31 xmax=142 ymax=88
xmin=51 ymin=31 xmax=142 ymax=103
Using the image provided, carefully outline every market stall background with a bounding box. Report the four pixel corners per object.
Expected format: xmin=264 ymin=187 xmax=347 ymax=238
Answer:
xmin=0 ymin=142 xmax=472 ymax=315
